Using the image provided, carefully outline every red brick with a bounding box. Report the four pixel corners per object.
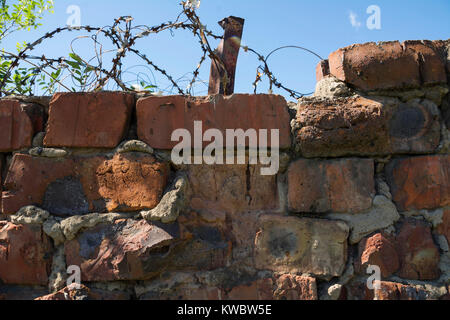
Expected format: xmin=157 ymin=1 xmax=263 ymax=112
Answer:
xmin=254 ymin=215 xmax=348 ymax=277
xmin=374 ymin=281 xmax=428 ymax=300
xmin=288 ymin=158 xmax=374 ymax=213
xmin=273 ymin=274 xmax=317 ymax=300
xmin=65 ymin=218 xmax=228 ymax=281
xmin=432 ymin=39 xmax=450 ymax=76
xmin=225 ymin=275 xmax=317 ymax=300
xmin=436 ymin=209 xmax=450 ymax=244
xmin=441 ymin=286 xmax=450 ymax=300
xmin=226 ymin=278 xmax=274 ymax=300
xmin=141 ymin=286 xmax=223 ymax=300
xmin=0 ymin=285 xmax=48 ymax=300
xmin=65 ymin=219 xmax=177 ymax=281
xmin=385 ymin=155 xmax=450 ymax=211
xmin=96 ymin=153 xmax=170 ymax=212
xmin=0 ymin=221 xmax=52 ymax=285
xmin=296 ymin=96 xmax=441 ymax=157
xmin=315 ymin=60 xmax=329 ymax=82
xmin=188 ymin=162 xmax=278 ymax=215
xmin=396 ymin=219 xmax=440 ymax=280
xmin=403 ymin=40 xmax=447 ymax=85
xmin=0 ymin=100 xmax=42 ymax=152
xmin=296 ymin=96 xmax=388 ymax=157
xmin=357 ymin=233 xmax=399 ymax=278
xmin=43 ymin=92 xmax=134 ymax=148
xmin=136 ymin=94 xmax=291 ymax=150
xmin=0 ymin=154 xmax=3 ymax=214
xmin=328 ymin=41 xmax=446 ymax=91
xmin=344 ymin=279 xmax=434 ymax=300
xmin=1 ymin=153 xmax=169 ymax=215
xmin=35 ymin=283 xmax=131 ymax=300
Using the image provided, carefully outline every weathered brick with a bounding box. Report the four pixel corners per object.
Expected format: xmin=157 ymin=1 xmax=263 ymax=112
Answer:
xmin=0 ymin=285 xmax=48 ymax=300
xmin=1 ymin=153 xmax=169 ymax=215
xmin=403 ymin=40 xmax=448 ymax=85
xmin=396 ymin=219 xmax=440 ymax=280
xmin=315 ymin=60 xmax=329 ymax=82
xmin=226 ymin=275 xmax=317 ymax=300
xmin=140 ymin=285 xmax=223 ymax=300
xmin=0 ymin=100 xmax=44 ymax=152
xmin=272 ymin=274 xmax=317 ymax=300
xmin=295 ymin=96 xmax=441 ymax=157
xmin=356 ymin=233 xmax=399 ymax=278
xmin=254 ymin=214 xmax=348 ymax=277
xmin=344 ymin=279 xmax=439 ymax=300
xmin=436 ymin=209 xmax=450 ymax=245
xmin=0 ymin=221 xmax=52 ymax=285
xmin=44 ymin=92 xmax=134 ymax=148
xmin=226 ymin=278 xmax=274 ymax=300
xmin=136 ymin=94 xmax=291 ymax=149
xmin=65 ymin=219 xmax=178 ymax=282
xmin=432 ymin=39 xmax=450 ymax=77
xmin=137 ymin=273 xmax=317 ymax=300
xmin=385 ymin=155 xmax=450 ymax=211
xmin=65 ymin=218 xmax=228 ymax=281
xmin=35 ymin=283 xmax=131 ymax=300
xmin=328 ymin=41 xmax=446 ymax=91
xmin=188 ymin=162 xmax=279 ymax=214
xmin=374 ymin=281 xmax=433 ymax=300
xmin=96 ymin=153 xmax=170 ymax=212
xmin=288 ymin=158 xmax=374 ymax=213
xmin=0 ymin=154 xmax=3 ymax=214
xmin=296 ymin=96 xmax=388 ymax=157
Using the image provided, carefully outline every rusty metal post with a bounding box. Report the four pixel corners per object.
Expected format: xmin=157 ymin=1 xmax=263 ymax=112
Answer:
xmin=208 ymin=16 xmax=245 ymax=95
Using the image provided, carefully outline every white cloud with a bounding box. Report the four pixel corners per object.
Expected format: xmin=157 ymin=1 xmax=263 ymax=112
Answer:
xmin=349 ymin=11 xmax=362 ymax=29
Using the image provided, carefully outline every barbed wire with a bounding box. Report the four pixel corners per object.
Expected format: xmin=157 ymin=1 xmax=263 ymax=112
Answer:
xmin=0 ymin=2 xmax=324 ymax=98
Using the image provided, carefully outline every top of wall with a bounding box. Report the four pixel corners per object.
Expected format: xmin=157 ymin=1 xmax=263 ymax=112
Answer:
xmin=317 ymin=39 xmax=450 ymax=91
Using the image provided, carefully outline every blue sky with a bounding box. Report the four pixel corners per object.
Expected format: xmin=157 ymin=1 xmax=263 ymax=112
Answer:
xmin=2 ymin=0 xmax=450 ymax=99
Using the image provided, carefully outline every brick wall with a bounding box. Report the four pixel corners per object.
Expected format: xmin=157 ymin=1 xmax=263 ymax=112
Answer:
xmin=1 ymin=39 xmax=450 ymax=300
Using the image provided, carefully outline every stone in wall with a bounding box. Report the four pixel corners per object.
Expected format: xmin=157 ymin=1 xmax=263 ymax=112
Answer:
xmin=136 ymin=94 xmax=292 ymax=149
xmin=1 ymin=153 xmax=169 ymax=215
xmin=35 ymin=283 xmax=131 ymax=300
xmin=0 ymin=154 xmax=3 ymax=212
xmin=254 ymin=214 xmax=349 ymax=277
xmin=0 ymin=100 xmax=44 ymax=152
xmin=432 ymin=39 xmax=450 ymax=78
xmin=0 ymin=285 xmax=49 ymax=300
xmin=65 ymin=217 xmax=229 ymax=282
xmin=373 ymin=281 xmax=447 ymax=300
xmin=344 ymin=279 xmax=447 ymax=300
xmin=136 ymin=272 xmax=317 ymax=300
xmin=396 ymin=219 xmax=440 ymax=280
xmin=356 ymin=233 xmax=400 ymax=278
xmin=0 ymin=221 xmax=53 ymax=285
xmin=315 ymin=60 xmax=329 ymax=82
xmin=328 ymin=41 xmax=447 ymax=91
xmin=295 ymin=96 xmax=441 ymax=157
xmin=387 ymin=98 xmax=440 ymax=153
xmin=188 ymin=162 xmax=279 ymax=215
xmin=226 ymin=275 xmax=317 ymax=300
xmin=436 ymin=209 xmax=450 ymax=245
xmin=385 ymin=155 xmax=450 ymax=211
xmin=288 ymin=158 xmax=374 ymax=213
xmin=43 ymin=92 xmax=134 ymax=148
xmin=295 ymin=96 xmax=387 ymax=157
